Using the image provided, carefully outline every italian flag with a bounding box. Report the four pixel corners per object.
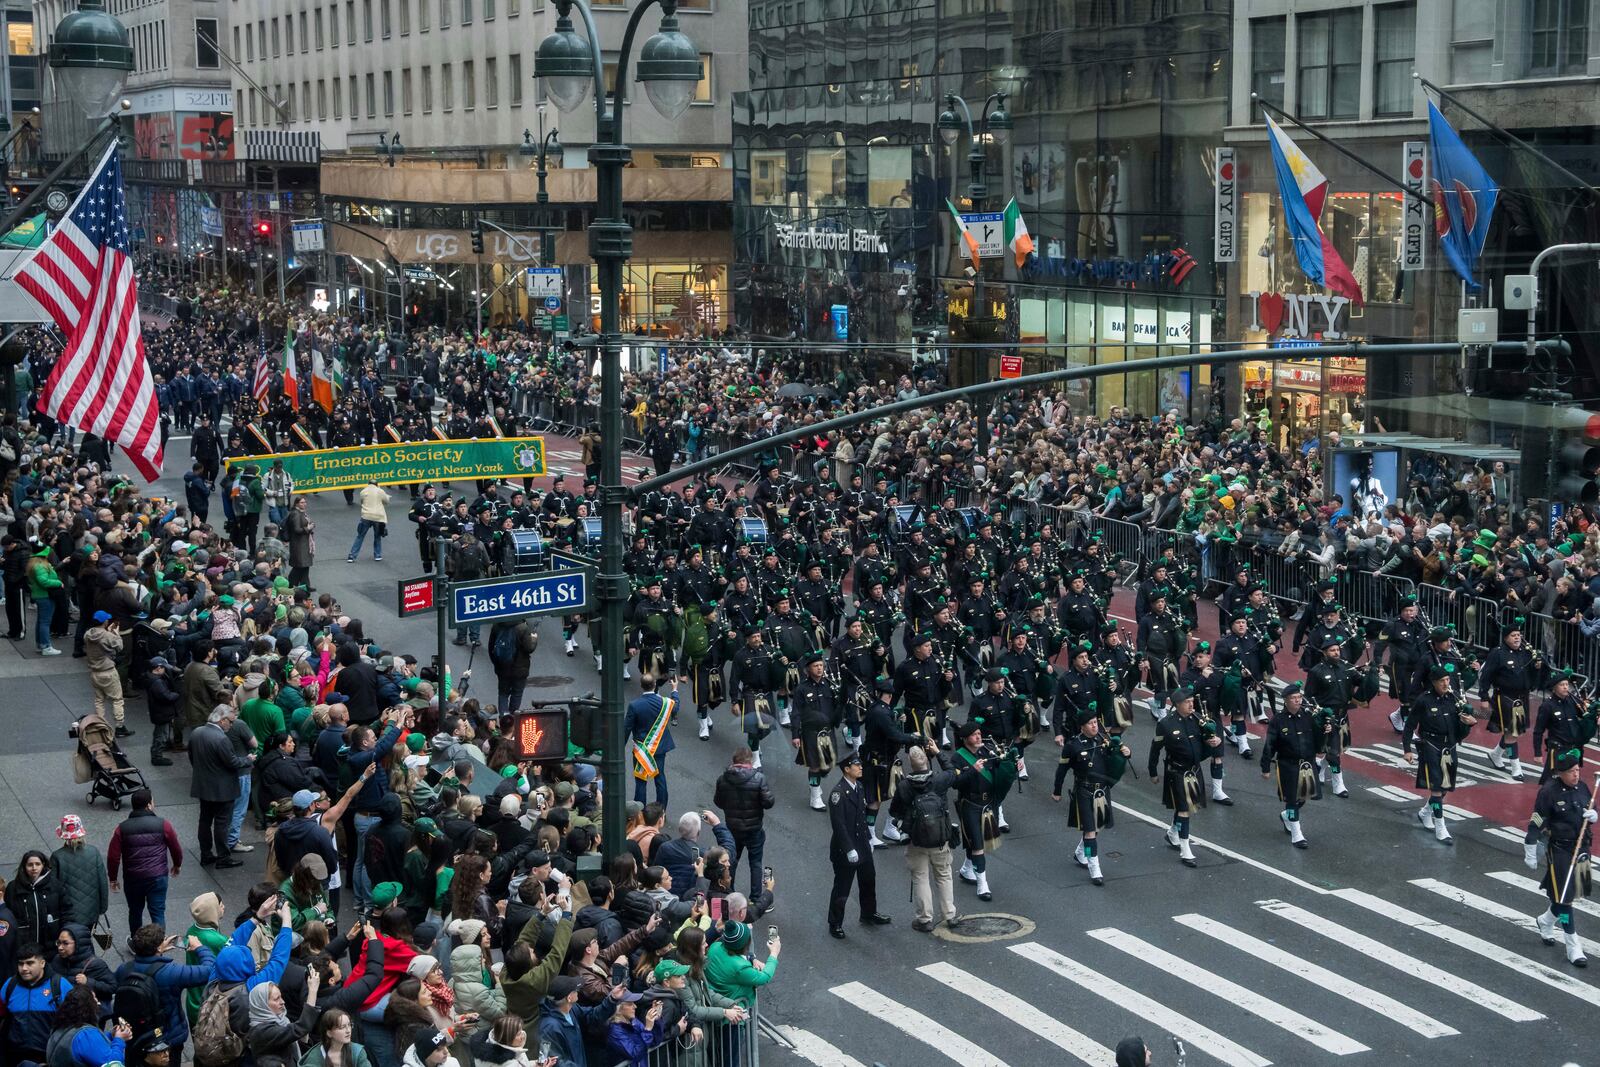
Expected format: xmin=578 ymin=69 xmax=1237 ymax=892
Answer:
xmin=946 ymin=198 xmax=981 ymax=266
xmin=282 ymin=337 xmax=300 ymax=411
xmin=310 ymin=349 xmax=335 ymax=413
xmin=1004 ymin=197 xmax=1035 ymax=267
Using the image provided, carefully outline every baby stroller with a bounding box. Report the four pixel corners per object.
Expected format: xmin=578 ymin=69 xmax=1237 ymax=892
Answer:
xmin=69 ymin=712 xmax=147 ymax=810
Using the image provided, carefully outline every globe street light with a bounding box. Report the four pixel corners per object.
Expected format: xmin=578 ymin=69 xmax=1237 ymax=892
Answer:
xmin=535 ymin=0 xmax=698 ymax=862
xmin=48 ymin=0 xmax=133 ymax=121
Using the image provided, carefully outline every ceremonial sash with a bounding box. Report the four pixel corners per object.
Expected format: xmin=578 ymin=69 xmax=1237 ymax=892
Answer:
xmin=384 ymin=425 xmax=404 ymax=444
xmin=291 ymin=423 xmax=318 ymax=451
xmin=956 ymin=745 xmax=992 ymax=784
xmin=632 ymin=693 xmax=675 ymax=780
xmin=433 ymin=427 xmax=450 ymax=442
xmin=487 ymin=416 xmax=504 ymax=438
xmin=246 ymin=422 xmax=273 ymax=454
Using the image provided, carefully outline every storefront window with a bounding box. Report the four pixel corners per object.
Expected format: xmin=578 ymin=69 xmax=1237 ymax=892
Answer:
xmin=587 ymin=262 xmax=728 ymax=336
xmin=806 ymin=147 xmax=846 ymax=206
xmin=1096 ymin=296 xmax=1126 ymax=418
xmin=751 ymin=150 xmax=789 ymax=206
xmin=866 ymin=144 xmax=912 ymax=208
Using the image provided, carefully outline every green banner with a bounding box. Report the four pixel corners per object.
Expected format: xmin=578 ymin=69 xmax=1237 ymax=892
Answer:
xmin=226 ymin=436 xmax=547 ymax=494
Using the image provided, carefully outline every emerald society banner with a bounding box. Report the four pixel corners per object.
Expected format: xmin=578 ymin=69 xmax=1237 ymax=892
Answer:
xmin=226 ymin=437 xmax=548 ymax=493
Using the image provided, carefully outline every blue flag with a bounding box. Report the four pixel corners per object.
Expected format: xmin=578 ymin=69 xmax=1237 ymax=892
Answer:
xmin=1427 ymin=100 xmax=1498 ymax=288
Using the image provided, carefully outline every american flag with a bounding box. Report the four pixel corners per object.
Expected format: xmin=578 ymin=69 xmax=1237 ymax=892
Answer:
xmin=253 ymin=328 xmax=272 ymax=411
xmin=15 ymin=145 xmax=162 ymax=481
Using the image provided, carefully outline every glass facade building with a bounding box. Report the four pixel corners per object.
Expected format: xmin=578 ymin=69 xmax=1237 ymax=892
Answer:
xmin=733 ymin=0 xmax=1230 ymax=420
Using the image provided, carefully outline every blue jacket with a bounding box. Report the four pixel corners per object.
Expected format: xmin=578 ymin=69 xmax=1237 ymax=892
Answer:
xmin=212 ymin=921 xmax=291 ymax=991
xmin=0 ymin=974 xmax=72 ymax=1052
xmin=655 ymin=822 xmax=733 ymax=900
xmin=116 ymin=945 xmax=216 ymax=1044
xmin=348 ymin=724 xmax=401 ymax=812
xmin=536 ymin=995 xmax=616 ymax=1067
xmin=624 ymin=690 xmax=678 ymax=757
xmin=69 ymin=1025 xmax=126 ymax=1066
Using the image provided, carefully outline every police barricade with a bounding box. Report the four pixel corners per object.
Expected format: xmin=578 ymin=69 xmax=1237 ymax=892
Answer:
xmin=1414 ymin=582 xmax=1471 ymax=646
xmin=631 ymin=1003 xmax=763 ymax=1067
xmin=1508 ymin=606 xmax=1600 ymax=680
xmin=1083 ymin=514 xmax=1143 ymax=565
xmin=1336 ymin=571 xmax=1415 ymax=631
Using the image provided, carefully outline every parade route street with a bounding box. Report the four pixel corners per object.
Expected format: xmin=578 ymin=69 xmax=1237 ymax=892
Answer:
xmin=0 ymin=440 xmax=1593 ymax=1067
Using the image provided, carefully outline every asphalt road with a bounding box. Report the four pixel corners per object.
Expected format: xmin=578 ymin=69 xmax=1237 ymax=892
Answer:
xmin=3 ymin=433 xmax=1595 ymax=1067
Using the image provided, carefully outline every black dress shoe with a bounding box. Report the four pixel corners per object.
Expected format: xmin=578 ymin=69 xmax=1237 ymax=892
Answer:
xmin=1211 ymin=795 xmax=1233 ymax=806
xmin=829 ymin=926 xmax=845 ymax=939
xmin=199 ymin=855 xmax=216 ymax=867
xmin=150 ymin=756 xmax=173 ymax=767
xmin=214 ymin=857 xmax=244 ymax=869
xmin=860 ymin=913 xmax=892 ymax=926
xmin=115 ymin=726 xmax=135 ymax=738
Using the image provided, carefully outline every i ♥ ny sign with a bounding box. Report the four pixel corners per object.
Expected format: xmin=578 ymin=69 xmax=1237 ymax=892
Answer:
xmin=1246 ymin=291 xmax=1350 ymax=340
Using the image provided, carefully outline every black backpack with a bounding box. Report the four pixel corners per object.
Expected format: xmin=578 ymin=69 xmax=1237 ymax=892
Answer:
xmin=907 ymin=787 xmax=949 ymax=848
xmin=112 ymin=958 xmax=168 ymax=1038
xmin=490 ymin=623 xmax=520 ymax=667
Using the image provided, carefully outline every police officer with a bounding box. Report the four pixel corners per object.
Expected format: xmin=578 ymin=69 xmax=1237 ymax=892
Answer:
xmin=1305 ymin=635 xmax=1359 ymax=798
xmin=894 ymin=632 xmax=950 ymax=743
xmin=790 ymin=652 xmax=842 ymax=811
xmin=1480 ymin=618 xmax=1544 ymax=781
xmin=1259 ymin=682 xmax=1322 ymax=849
xmin=1054 ymin=708 xmax=1130 ymax=885
xmin=1179 ymin=641 xmax=1231 ymax=805
xmin=1524 ymin=748 xmax=1595 ymax=967
xmin=1147 ymin=686 xmax=1217 ymax=868
xmin=827 ymin=750 xmax=893 ymax=939
xmin=1403 ymin=664 xmax=1478 ymax=845
xmin=1532 ymin=672 xmax=1598 ymax=782
xmin=728 ymin=627 xmax=781 ymax=770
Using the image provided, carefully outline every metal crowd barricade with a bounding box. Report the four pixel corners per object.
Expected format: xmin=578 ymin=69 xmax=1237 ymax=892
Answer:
xmin=1336 ymin=571 xmax=1415 ymax=630
xmin=1083 ymin=514 xmax=1143 ymax=565
xmin=1510 ymin=607 xmax=1600 ymax=680
xmin=628 ymin=1002 xmax=763 ymax=1067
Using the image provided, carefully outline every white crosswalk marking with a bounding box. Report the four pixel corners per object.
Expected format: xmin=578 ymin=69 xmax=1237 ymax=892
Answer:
xmin=919 ymin=962 xmax=1115 ymax=1067
xmin=829 ymin=982 xmax=1010 ymax=1067
xmin=1409 ymin=878 xmax=1542 ymax=933
xmin=1010 ymin=942 xmax=1271 ymax=1067
xmin=1363 ymin=785 xmax=1478 ymax=820
xmin=1485 ymin=869 xmax=1600 ymax=918
xmin=1173 ymin=914 xmax=1458 ymax=1039
xmin=1258 ymin=898 xmax=1544 ymax=1021
xmin=1088 ymin=928 xmax=1368 ymax=1055
xmin=1335 ymin=887 xmax=1600 ymax=1008
xmin=1485 ymin=826 xmax=1530 ymax=845
xmin=774 ymin=1026 xmax=868 ymax=1067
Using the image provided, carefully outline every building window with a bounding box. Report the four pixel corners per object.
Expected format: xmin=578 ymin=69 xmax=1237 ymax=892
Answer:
xmin=485 ymin=0 xmax=495 ymax=18
xmin=333 ymin=77 xmax=342 ymax=117
xmin=245 ymin=23 xmax=253 ymax=60
xmin=420 ymin=0 xmax=430 ymax=29
xmin=383 ymin=70 xmax=394 ymax=114
xmin=271 ymin=16 xmax=280 ymax=56
xmin=422 ymin=65 xmax=433 ymax=110
xmin=440 ymin=0 xmax=451 ymax=27
xmin=400 ymin=0 xmax=410 ymax=33
xmin=602 ymin=57 xmax=628 ymax=103
xmin=349 ymin=74 xmax=358 ymax=116
xmin=363 ymin=0 xmax=373 ymax=40
xmin=750 ymin=149 xmax=789 ymax=205
xmin=463 ymin=59 xmax=475 ymax=108
xmin=461 ymin=0 xmax=473 ymax=22
xmin=807 ymin=147 xmax=845 ymax=205
xmin=693 ymin=52 xmax=712 ymax=102
xmin=1530 ymin=0 xmax=1589 ymax=74
xmin=381 ymin=0 xmax=391 ymax=36
xmin=284 ymin=13 xmax=293 ymax=52
xmin=1373 ymin=3 xmax=1416 ymax=114
xmin=442 ymin=62 xmax=453 ymax=109
xmin=195 ymin=17 xmax=219 ymax=67
xmin=402 ymin=68 xmax=413 ymax=112
xmin=1297 ymin=9 xmax=1361 ymax=119
xmin=1452 ymin=0 xmax=1493 ymax=79
xmin=346 ymin=0 xmax=356 ymax=43
xmin=299 ymin=11 xmax=308 ymax=50
xmin=508 ymin=0 xmax=520 ymax=15
xmin=315 ymin=9 xmax=324 ymax=48
xmin=317 ymin=79 xmax=327 ymax=118
xmin=286 ymin=83 xmax=296 ymax=120
xmin=485 ymin=56 xmax=497 ymax=106
xmin=1249 ymin=17 xmax=1285 ymax=110
xmin=232 ymin=24 xmax=240 ymax=59
xmin=366 ymin=72 xmax=376 ymax=117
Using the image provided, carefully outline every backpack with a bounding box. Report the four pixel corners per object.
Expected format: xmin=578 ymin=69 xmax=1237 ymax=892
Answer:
xmin=490 ymin=623 xmax=520 ymax=667
xmin=44 ymin=1024 xmax=88 ymax=1067
xmin=907 ymin=787 xmax=949 ymax=849
xmin=112 ymin=958 xmax=168 ymax=1038
xmin=191 ymin=982 xmax=245 ymax=1066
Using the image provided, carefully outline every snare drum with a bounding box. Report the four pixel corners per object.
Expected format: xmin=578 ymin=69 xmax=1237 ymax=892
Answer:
xmin=956 ymin=506 xmax=981 ymax=532
xmin=740 ymin=517 xmax=769 ymax=545
xmin=509 ymin=529 xmax=544 ymax=572
xmin=891 ymin=505 xmax=920 ymax=542
xmin=580 ymin=517 xmax=604 ymax=551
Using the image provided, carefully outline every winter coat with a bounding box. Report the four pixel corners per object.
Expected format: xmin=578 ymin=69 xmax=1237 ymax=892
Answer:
xmin=502 ymin=917 xmax=573 ymax=1023
xmin=284 ymin=507 xmax=315 ymax=570
xmin=247 ymin=997 xmax=322 ymax=1061
xmin=573 ymin=905 xmax=624 ymax=949
xmin=301 ymin=1042 xmax=375 ymax=1067
xmin=536 ymin=995 xmax=615 ymax=1067
xmin=448 ymin=942 xmax=506 ymax=1031
xmin=704 ymin=943 xmax=777 ymax=1008
xmin=655 ymin=824 xmax=733 ymax=901
xmin=107 ymin=810 xmax=182 ymax=883
xmin=0 ymin=973 xmax=73 ymax=1054
xmin=572 ymin=923 xmax=651 ymax=1007
xmin=713 ymin=765 xmax=774 ymax=838
xmin=181 ymin=660 xmax=231 ymax=728
xmin=613 ymin=889 xmax=656 ymax=934
xmin=49 ymin=843 xmax=110 ymax=926
xmin=46 ymin=922 xmax=115 ymax=1002
xmin=146 ymin=670 xmax=182 ymax=725
xmin=6 ymin=868 xmax=65 ymax=945
xmin=115 ymin=944 xmax=218 ymax=1045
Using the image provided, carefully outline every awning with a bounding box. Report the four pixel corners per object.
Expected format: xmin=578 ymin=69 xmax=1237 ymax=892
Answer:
xmin=1350 ymin=431 xmax=1521 ymax=464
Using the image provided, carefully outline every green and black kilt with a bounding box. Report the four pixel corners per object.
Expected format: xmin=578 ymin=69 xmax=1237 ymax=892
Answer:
xmin=1161 ymin=764 xmax=1206 ymax=811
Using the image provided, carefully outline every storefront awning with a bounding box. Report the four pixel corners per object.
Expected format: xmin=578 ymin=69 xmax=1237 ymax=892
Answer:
xmin=1350 ymin=431 xmax=1521 ymax=464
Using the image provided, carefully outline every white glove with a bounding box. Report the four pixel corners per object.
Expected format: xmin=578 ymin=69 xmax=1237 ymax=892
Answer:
xmin=1524 ymin=842 xmax=1540 ymax=870
xmin=1586 ymin=809 xmax=1599 ymax=824
xmin=846 ymin=849 xmax=859 ymax=865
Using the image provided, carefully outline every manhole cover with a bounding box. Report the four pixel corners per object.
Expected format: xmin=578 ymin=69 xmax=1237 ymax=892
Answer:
xmin=527 ymin=675 xmax=575 ymax=687
xmin=936 ymin=912 xmax=1036 ymax=944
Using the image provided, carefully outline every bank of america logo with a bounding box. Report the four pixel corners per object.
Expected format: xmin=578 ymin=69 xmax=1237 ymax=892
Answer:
xmin=1166 ymin=248 xmax=1196 ymax=285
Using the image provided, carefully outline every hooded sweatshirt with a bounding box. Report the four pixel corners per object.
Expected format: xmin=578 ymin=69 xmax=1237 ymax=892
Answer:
xmin=45 ymin=922 xmax=115 ymax=1001
xmin=183 ymin=892 xmax=231 ymax=1023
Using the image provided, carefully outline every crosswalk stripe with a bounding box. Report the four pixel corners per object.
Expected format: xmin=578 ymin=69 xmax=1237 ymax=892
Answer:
xmin=919 ymin=962 xmax=1114 ymax=1067
xmin=1088 ymin=928 xmax=1368 ymax=1055
xmin=1173 ymin=914 xmax=1458 ymax=1039
xmin=1334 ymin=887 xmax=1600 ymax=1008
xmin=1367 ymin=741 xmax=1511 ymax=782
xmin=1010 ymin=942 xmax=1271 ymax=1067
xmin=1363 ymin=786 xmax=1478 ymax=821
xmin=1258 ymin=898 xmax=1544 ymax=1021
xmin=774 ymin=1026 xmax=869 ymax=1067
xmin=1485 ymin=826 xmax=1529 ymax=845
xmin=1111 ymin=801 xmax=1327 ymax=895
xmin=1409 ymin=877 xmax=1543 ymax=933
xmin=830 ymin=982 xmax=1009 ymax=1067
xmin=1484 ymin=870 xmax=1600 ymax=919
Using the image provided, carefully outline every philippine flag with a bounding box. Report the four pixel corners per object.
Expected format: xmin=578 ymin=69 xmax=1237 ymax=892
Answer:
xmin=1264 ymin=114 xmax=1364 ymax=308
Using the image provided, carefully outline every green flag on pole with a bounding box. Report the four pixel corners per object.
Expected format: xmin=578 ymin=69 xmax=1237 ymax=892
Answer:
xmin=0 ymin=214 xmax=47 ymax=249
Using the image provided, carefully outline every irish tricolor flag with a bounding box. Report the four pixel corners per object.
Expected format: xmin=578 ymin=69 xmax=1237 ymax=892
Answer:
xmin=946 ymin=199 xmax=981 ymax=266
xmin=1003 ymin=198 xmax=1034 ymax=267
xmin=310 ymin=349 xmax=335 ymax=413
xmin=282 ymin=337 xmax=300 ymax=411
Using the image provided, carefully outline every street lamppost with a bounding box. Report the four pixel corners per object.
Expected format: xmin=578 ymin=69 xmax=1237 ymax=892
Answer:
xmin=536 ymin=0 xmax=700 ymax=862
xmin=378 ymin=131 xmax=405 ymax=167
xmin=936 ymin=91 xmax=1010 ymax=457
xmin=519 ymin=121 xmax=563 ymax=267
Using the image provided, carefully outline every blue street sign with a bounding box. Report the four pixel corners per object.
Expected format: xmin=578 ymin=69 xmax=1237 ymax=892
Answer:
xmin=548 ymin=547 xmax=596 ymax=572
xmin=543 ymin=296 xmax=562 ymax=310
xmin=449 ymin=571 xmax=589 ymax=626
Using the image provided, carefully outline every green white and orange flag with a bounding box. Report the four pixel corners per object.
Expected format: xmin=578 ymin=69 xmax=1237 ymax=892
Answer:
xmin=946 ymin=198 xmax=981 ymax=267
xmin=310 ymin=349 xmax=335 ymax=413
xmin=1004 ymin=197 xmax=1035 ymax=267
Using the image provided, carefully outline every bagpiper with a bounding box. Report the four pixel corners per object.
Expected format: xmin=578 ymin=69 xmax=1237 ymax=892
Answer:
xmin=1259 ymin=682 xmax=1322 ymax=849
xmin=1479 ymin=617 xmax=1546 ymax=781
xmin=1147 ymin=686 xmax=1219 ymax=868
xmin=1532 ymin=672 xmax=1598 ymax=782
xmin=1523 ymin=748 xmax=1595 ymax=967
xmin=863 ymin=677 xmax=923 ymax=847
xmin=1053 ymin=707 xmax=1130 ymax=885
xmin=1179 ymin=641 xmax=1232 ymax=805
xmin=1403 ymin=664 xmax=1478 ymax=845
xmin=789 ymin=652 xmax=843 ymax=811
xmin=952 ymin=719 xmax=1015 ymax=902
xmin=1304 ymin=635 xmax=1360 ymax=798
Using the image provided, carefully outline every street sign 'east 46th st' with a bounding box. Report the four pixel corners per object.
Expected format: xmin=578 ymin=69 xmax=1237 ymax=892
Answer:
xmin=449 ymin=571 xmax=590 ymax=626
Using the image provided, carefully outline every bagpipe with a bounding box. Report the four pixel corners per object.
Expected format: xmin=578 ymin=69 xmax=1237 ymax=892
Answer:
xmin=973 ymin=738 xmax=1022 ymax=803
xmin=999 ymin=672 xmax=1039 ymax=745
xmin=1092 ymin=655 xmax=1133 ymax=731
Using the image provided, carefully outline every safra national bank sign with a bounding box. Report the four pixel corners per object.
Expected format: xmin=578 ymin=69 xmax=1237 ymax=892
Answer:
xmin=774 ymin=222 xmax=889 ymax=254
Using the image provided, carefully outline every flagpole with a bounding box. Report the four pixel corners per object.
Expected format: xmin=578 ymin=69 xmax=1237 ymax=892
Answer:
xmin=1252 ymin=94 xmax=1431 ymax=208
xmin=1414 ymin=73 xmax=1597 ymax=197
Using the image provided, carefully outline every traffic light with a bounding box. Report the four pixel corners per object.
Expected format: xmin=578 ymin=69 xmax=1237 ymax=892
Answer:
xmin=1556 ymin=437 xmax=1600 ymax=504
xmin=470 ymin=225 xmax=484 ymax=255
xmin=256 ymin=220 xmax=273 ymax=243
xmin=567 ymin=694 xmax=603 ymax=752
